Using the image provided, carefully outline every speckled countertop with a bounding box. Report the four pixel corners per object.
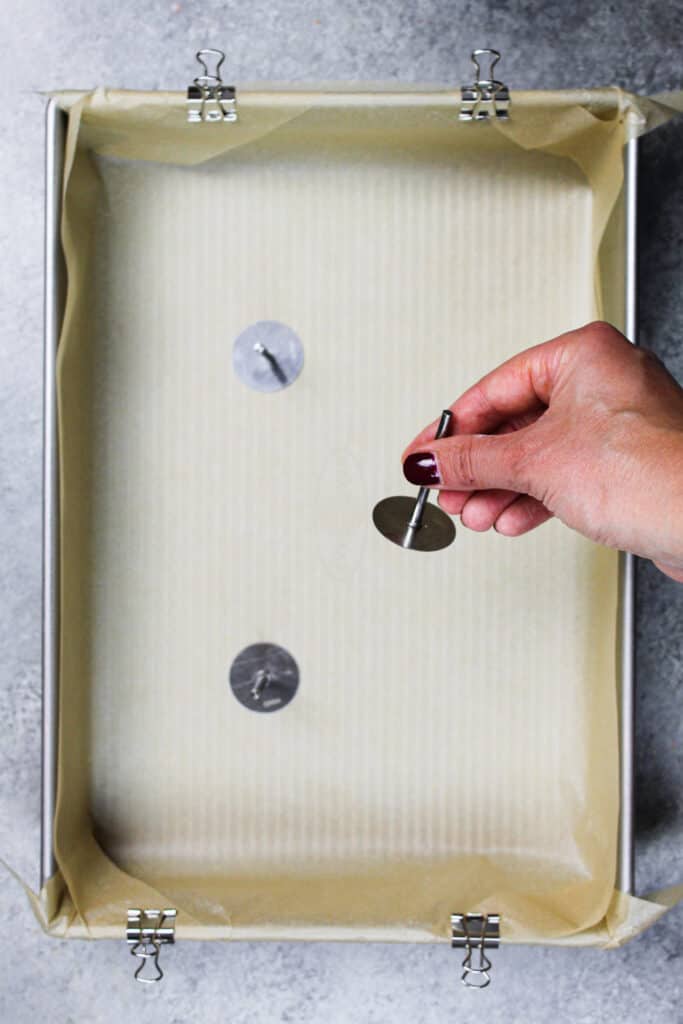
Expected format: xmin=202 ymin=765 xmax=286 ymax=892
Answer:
xmin=1 ymin=2 xmax=681 ymax=1021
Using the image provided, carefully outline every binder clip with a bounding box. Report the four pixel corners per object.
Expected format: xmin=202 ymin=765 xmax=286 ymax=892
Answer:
xmin=451 ymin=912 xmax=500 ymax=989
xmin=460 ymin=49 xmax=510 ymax=121
xmin=126 ymin=908 xmax=177 ymax=984
xmin=187 ymin=48 xmax=237 ymax=123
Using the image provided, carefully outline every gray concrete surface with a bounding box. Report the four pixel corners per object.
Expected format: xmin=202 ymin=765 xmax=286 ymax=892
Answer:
xmin=1 ymin=2 xmax=682 ymax=1021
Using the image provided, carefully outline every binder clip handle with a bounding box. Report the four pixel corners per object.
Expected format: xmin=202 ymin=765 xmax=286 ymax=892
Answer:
xmin=194 ymin=48 xmax=226 ymax=87
xmin=470 ymin=48 xmax=502 ymax=88
xmin=451 ymin=912 xmax=500 ymax=989
xmin=130 ymin=939 xmax=164 ymax=984
xmin=126 ymin=908 xmax=176 ymax=984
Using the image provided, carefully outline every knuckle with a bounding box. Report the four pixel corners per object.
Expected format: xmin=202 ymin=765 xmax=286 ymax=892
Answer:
xmin=447 ymin=437 xmax=477 ymax=486
xmin=445 ymin=430 xmax=547 ymax=494
xmin=468 ymin=381 xmax=497 ymax=420
xmin=584 ymin=318 xmax=614 ymax=337
xmin=582 ymin=320 xmax=628 ymax=355
xmin=581 ymin=319 xmax=626 ymax=348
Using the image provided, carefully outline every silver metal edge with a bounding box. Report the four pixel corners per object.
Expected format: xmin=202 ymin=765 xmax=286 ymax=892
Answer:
xmin=38 ymin=97 xmax=639 ymax=909
xmin=616 ymin=137 xmax=638 ymax=897
xmin=41 ymin=99 xmax=65 ymax=887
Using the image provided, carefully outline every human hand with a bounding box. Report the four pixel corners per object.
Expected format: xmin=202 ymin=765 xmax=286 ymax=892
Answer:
xmin=402 ymin=322 xmax=683 ymax=581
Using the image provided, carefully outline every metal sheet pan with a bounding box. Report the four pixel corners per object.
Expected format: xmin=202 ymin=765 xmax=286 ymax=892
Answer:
xmin=40 ymin=96 xmax=638 ymax=914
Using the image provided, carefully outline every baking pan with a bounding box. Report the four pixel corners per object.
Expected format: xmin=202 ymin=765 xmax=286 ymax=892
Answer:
xmin=41 ymin=52 xmax=641 ymax=985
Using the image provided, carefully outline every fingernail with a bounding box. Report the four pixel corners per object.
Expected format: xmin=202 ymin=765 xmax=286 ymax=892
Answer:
xmin=403 ymin=452 xmax=441 ymax=486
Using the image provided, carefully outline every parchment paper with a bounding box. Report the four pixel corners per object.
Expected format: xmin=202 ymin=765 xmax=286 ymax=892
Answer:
xmin=36 ymin=86 xmax=682 ymax=946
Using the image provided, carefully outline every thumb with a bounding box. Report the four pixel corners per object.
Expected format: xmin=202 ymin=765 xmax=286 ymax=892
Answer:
xmin=402 ymin=432 xmax=534 ymax=494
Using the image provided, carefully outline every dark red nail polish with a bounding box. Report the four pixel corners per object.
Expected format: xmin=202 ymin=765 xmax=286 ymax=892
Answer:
xmin=403 ymin=452 xmax=441 ymax=486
